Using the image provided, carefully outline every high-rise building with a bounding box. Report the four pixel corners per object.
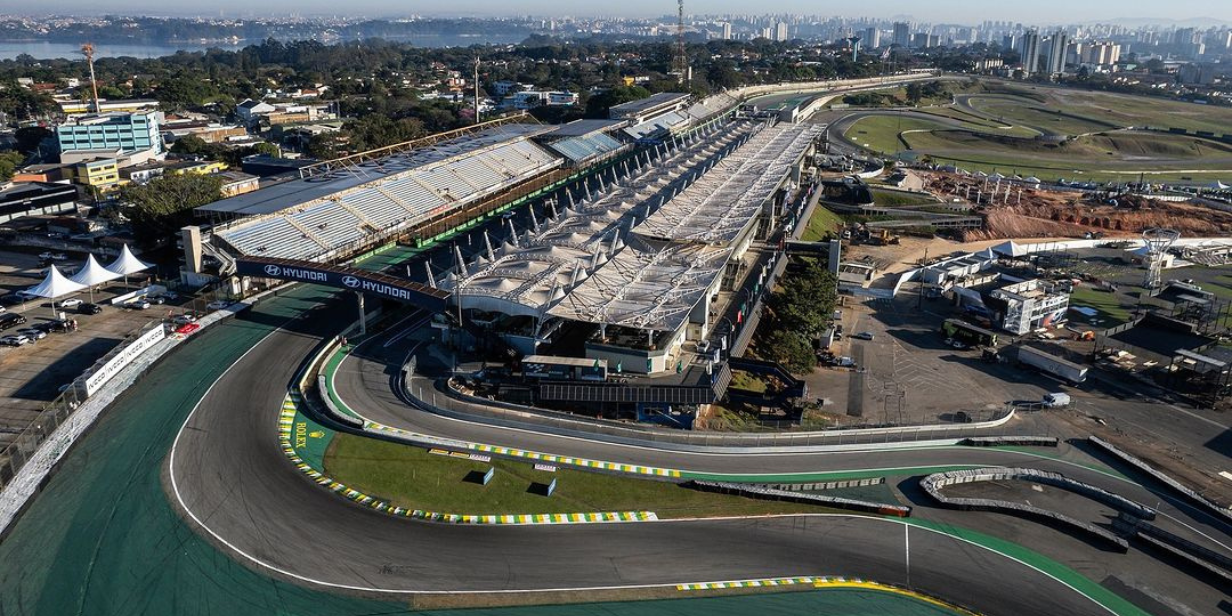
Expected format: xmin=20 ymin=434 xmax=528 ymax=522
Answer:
xmin=721 ymin=22 xmax=732 ymax=40
xmin=56 ymin=110 xmax=164 ymax=157
xmin=1046 ymin=30 xmax=1070 ymax=74
xmin=864 ymin=26 xmax=881 ymax=48
xmin=1020 ymin=29 xmax=1042 ymax=76
xmin=892 ymin=22 xmax=911 ymax=48
xmin=774 ymin=22 xmax=789 ymax=42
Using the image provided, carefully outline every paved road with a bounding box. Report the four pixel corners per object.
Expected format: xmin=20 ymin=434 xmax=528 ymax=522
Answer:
xmin=168 ymin=299 xmax=1124 ymax=616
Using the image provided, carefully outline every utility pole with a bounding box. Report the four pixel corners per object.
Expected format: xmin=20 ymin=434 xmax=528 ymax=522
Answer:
xmin=675 ymin=0 xmax=688 ymax=85
xmin=917 ymin=247 xmax=928 ymax=309
xmin=473 ymin=54 xmax=481 ymax=125
xmin=81 ymin=43 xmax=99 ymax=113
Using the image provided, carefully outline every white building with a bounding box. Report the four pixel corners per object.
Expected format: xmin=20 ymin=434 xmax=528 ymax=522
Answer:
xmin=990 ymin=279 xmax=1071 ymax=335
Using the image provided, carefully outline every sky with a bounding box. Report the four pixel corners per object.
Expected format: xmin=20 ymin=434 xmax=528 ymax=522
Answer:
xmin=20 ymin=1 xmax=1232 ymax=24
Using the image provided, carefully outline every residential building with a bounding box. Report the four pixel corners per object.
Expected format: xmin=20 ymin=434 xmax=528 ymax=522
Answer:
xmin=864 ymin=27 xmax=881 ymax=49
xmin=217 ymin=171 xmax=260 ymax=197
xmin=1020 ymin=30 xmax=1042 ymax=76
xmin=11 ymin=163 xmax=70 ymax=184
xmin=56 ymin=110 xmax=164 ymax=158
xmin=1045 ymin=31 xmax=1071 ymax=75
xmin=69 ymin=158 xmax=122 ymax=192
xmin=893 ymin=22 xmax=911 ymax=47
xmin=774 ymin=22 xmax=789 ymax=42
xmin=721 ymin=22 xmax=732 ymax=40
xmin=236 ymin=99 xmax=276 ymax=126
xmin=162 ymin=121 xmax=248 ymax=145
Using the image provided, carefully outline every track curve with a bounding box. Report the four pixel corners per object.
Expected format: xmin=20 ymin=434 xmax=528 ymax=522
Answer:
xmin=166 ymin=300 xmax=1142 ymax=615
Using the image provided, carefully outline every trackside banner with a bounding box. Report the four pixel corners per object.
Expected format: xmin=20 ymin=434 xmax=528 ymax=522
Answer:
xmin=84 ymin=325 xmax=167 ymax=396
xmin=234 ymin=258 xmax=449 ymax=311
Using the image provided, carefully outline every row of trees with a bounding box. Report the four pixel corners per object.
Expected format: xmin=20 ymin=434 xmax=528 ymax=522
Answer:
xmin=758 ymin=259 xmax=839 ymax=374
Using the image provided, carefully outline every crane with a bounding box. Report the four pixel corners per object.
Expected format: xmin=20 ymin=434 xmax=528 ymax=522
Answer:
xmin=674 ymin=0 xmax=688 ymax=85
xmin=81 ymin=43 xmax=100 ymax=113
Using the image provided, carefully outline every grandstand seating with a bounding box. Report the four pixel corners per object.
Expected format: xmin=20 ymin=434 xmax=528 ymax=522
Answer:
xmin=547 ymin=133 xmax=626 ymax=164
xmin=215 ymin=136 xmax=563 ymax=261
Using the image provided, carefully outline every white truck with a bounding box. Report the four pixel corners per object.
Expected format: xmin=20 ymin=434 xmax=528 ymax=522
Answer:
xmin=1018 ymin=346 xmax=1089 ymax=384
xmin=1041 ymin=392 xmax=1071 ymax=408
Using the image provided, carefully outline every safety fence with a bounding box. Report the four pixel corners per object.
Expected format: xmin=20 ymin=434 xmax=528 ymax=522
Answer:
xmin=1088 ymin=436 xmax=1232 ymax=528
xmin=920 ymin=468 xmax=1135 ymax=552
xmin=685 ymin=480 xmax=911 ymax=518
xmin=407 ymin=374 xmax=1017 ymax=452
xmin=960 ymin=436 xmax=1059 ymax=447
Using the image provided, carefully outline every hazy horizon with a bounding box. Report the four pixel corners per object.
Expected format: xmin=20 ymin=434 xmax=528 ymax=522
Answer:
xmin=12 ymin=1 xmax=1232 ymax=25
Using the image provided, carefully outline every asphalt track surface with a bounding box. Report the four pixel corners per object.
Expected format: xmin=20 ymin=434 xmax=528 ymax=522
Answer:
xmin=166 ymin=293 xmax=1230 ymax=616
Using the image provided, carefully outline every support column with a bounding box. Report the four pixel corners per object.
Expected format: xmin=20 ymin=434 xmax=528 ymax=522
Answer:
xmin=355 ymin=291 xmax=367 ymax=335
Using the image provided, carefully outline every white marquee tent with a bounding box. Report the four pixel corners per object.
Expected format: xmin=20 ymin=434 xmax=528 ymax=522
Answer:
xmin=106 ymin=244 xmax=153 ymax=284
xmin=70 ymin=254 xmax=121 ymax=302
xmin=25 ymin=265 xmax=86 ymax=317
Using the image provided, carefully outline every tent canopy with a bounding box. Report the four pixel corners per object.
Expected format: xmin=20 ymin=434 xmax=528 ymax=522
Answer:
xmin=26 ymin=265 xmax=86 ymax=299
xmin=106 ymin=244 xmax=152 ymax=276
xmin=70 ymin=254 xmax=121 ymax=286
xmin=991 ymin=241 xmax=1029 ymax=258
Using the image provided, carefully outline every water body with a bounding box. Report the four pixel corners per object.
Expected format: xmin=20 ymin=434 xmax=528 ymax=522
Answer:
xmin=0 ymin=33 xmax=529 ymax=61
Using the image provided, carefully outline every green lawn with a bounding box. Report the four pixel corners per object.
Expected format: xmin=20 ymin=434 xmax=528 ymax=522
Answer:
xmin=844 ymin=116 xmax=951 ymax=154
xmin=1068 ymin=286 xmax=1135 ymax=327
xmin=801 ymin=204 xmax=845 ymax=241
xmin=730 ymin=369 xmax=770 ymax=393
xmin=870 ymin=188 xmax=939 ymax=207
xmin=324 ymin=434 xmax=853 ymax=519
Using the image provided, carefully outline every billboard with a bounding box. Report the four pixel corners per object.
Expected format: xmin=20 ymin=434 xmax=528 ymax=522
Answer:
xmin=235 ymin=257 xmax=449 ymax=312
xmin=85 ymin=325 xmax=166 ymax=396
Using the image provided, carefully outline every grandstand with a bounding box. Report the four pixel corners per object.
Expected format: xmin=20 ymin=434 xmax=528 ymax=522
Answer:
xmin=209 ymin=125 xmax=562 ymax=262
xmin=445 ymin=117 xmax=818 ymax=374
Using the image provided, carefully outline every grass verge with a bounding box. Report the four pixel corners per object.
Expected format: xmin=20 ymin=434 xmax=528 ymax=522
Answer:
xmin=323 ymin=433 xmax=852 ymax=519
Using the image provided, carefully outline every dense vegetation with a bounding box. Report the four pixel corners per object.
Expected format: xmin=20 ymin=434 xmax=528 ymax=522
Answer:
xmin=759 ymin=259 xmax=838 ymax=373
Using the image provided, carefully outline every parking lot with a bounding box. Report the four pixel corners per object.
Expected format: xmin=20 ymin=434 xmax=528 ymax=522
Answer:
xmin=0 ymin=249 xmax=206 ymax=455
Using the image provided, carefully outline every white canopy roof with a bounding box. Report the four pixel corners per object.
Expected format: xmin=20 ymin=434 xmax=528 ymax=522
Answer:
xmin=106 ymin=244 xmax=153 ymax=276
xmin=26 ymin=265 xmax=86 ymax=299
xmin=70 ymin=254 xmax=121 ymax=286
xmin=991 ymin=241 xmax=1030 ymax=258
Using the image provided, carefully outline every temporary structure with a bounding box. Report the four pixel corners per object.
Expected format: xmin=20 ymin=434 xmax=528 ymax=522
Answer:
xmin=105 ymin=244 xmax=153 ymax=286
xmin=25 ymin=265 xmax=86 ymax=317
xmin=69 ymin=254 xmax=121 ymax=302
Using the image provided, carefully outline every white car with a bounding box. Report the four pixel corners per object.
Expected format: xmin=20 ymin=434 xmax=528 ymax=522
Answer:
xmin=853 ymin=331 xmax=875 ymax=341
xmin=206 ymin=300 xmax=230 ymax=310
xmin=56 ymin=298 xmax=83 ymax=309
xmin=38 ymin=251 xmax=54 ymax=260
xmin=0 ymin=334 xmax=29 ymax=347
xmin=17 ymin=328 xmax=46 ymax=341
xmin=172 ymin=314 xmax=198 ymax=326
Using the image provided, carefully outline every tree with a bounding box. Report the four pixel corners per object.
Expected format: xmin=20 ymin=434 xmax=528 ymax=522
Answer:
xmin=121 ymin=173 xmax=223 ymax=243
xmin=760 ymin=329 xmax=817 ymax=375
xmin=0 ymin=151 xmax=24 ymax=181
xmin=252 ymin=141 xmax=281 ymax=158
xmin=14 ymin=126 xmax=52 ymax=154
xmin=583 ymin=85 xmax=650 ymax=119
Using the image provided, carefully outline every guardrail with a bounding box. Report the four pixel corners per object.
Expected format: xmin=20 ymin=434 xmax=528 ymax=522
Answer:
xmin=920 ymin=468 xmax=1137 ymax=552
xmin=403 ymin=373 xmax=1016 ymax=453
xmin=1088 ymin=436 xmax=1232 ymax=528
xmin=685 ymin=480 xmax=911 ymax=517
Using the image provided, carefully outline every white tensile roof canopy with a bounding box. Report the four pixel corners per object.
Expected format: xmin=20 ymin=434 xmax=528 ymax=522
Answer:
xmin=106 ymin=244 xmax=153 ymax=276
xmin=70 ymin=254 xmax=122 ymax=286
xmin=26 ymin=265 xmax=86 ymax=299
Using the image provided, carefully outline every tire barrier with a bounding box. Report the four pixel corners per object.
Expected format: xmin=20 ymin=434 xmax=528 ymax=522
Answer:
xmin=684 ymin=481 xmax=911 ymax=518
xmin=1088 ymin=436 xmax=1232 ymax=528
xmin=1130 ymin=532 xmax=1232 ymax=586
xmin=278 ymin=392 xmax=659 ymax=526
xmin=961 ymin=436 xmax=1060 ymax=448
xmin=920 ymin=469 xmax=1133 ymax=553
xmin=763 ymin=477 xmax=885 ymax=492
xmin=1113 ymin=512 xmax=1232 ymax=576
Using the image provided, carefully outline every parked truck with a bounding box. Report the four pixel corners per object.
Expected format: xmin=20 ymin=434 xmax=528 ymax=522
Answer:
xmin=1017 ymin=346 xmax=1089 ymax=384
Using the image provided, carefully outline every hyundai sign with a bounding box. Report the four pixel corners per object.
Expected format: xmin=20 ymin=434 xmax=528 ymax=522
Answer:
xmin=236 ymin=257 xmax=450 ymax=312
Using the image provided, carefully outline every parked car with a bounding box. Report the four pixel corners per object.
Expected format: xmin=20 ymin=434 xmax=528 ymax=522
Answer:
xmin=172 ymin=314 xmax=198 ymax=326
xmin=145 ymin=294 xmax=166 ymax=305
xmin=56 ymin=298 xmax=83 ymax=309
xmin=50 ymin=253 xmax=68 ymax=261
xmin=0 ymin=334 xmax=29 ymax=347
xmin=38 ymin=251 xmax=54 ymax=260
xmin=206 ymin=300 xmax=230 ymax=310
xmin=853 ymin=331 xmax=875 ymax=341
xmin=0 ymin=294 xmax=26 ymax=306
xmin=125 ymin=299 xmax=151 ymax=310
xmin=0 ymin=313 xmax=28 ymax=330
xmin=78 ymin=303 xmax=103 ymax=315
xmin=33 ymin=320 xmax=72 ymax=334
xmin=15 ymin=290 xmax=37 ymax=300
xmin=17 ymin=328 xmax=46 ymax=341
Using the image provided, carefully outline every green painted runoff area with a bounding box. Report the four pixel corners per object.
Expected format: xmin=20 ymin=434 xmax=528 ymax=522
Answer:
xmin=324 ymin=433 xmax=847 ymax=519
xmin=414 ymin=588 xmax=966 ymax=615
xmin=290 ymin=404 xmax=334 ymax=470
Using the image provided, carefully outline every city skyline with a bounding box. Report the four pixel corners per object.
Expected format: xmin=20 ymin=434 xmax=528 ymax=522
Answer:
xmin=12 ymin=1 xmax=1232 ymax=25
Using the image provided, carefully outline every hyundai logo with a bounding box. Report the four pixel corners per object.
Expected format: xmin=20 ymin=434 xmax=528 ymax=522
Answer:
xmin=342 ymin=276 xmax=361 ymax=289
xmin=264 ymin=264 xmax=281 ymax=277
